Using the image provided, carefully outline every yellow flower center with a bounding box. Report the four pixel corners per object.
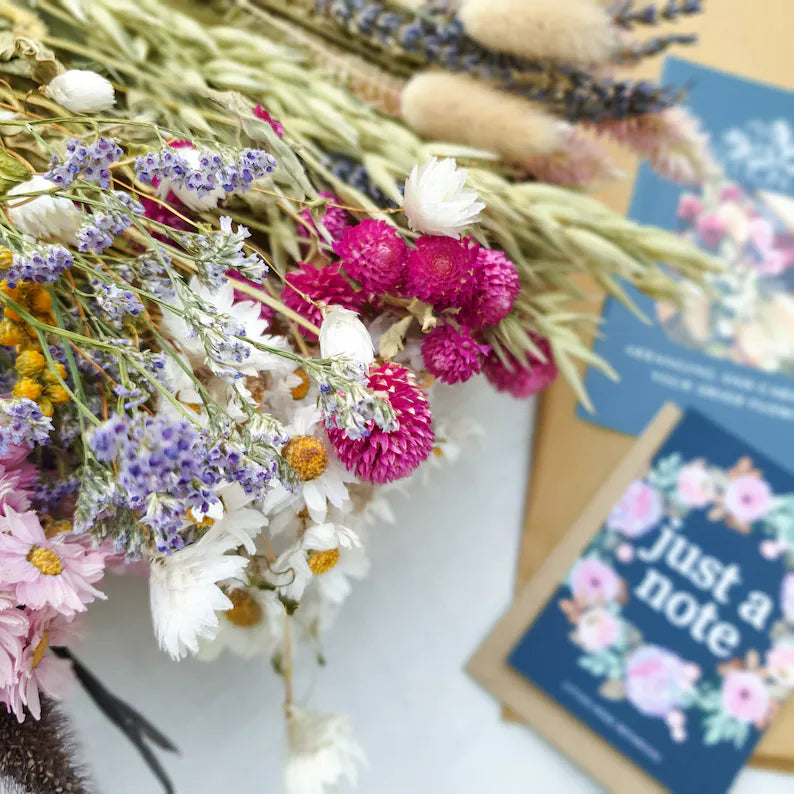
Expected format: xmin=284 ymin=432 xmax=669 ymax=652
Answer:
xmin=31 ymin=632 xmax=49 ymax=669
xmin=307 ymin=548 xmax=340 ymax=575
xmin=433 ymin=446 xmax=444 ymax=458
xmin=283 ymin=435 xmax=328 ymax=481
xmin=290 ymin=369 xmax=310 ymax=400
xmin=224 ymin=588 xmax=264 ymax=628
xmin=186 ymin=508 xmax=215 ymax=529
xmin=27 ymin=545 xmax=64 ymax=576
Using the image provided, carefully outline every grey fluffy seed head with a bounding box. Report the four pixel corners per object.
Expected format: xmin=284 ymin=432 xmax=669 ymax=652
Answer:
xmin=0 ymin=697 xmax=93 ymax=794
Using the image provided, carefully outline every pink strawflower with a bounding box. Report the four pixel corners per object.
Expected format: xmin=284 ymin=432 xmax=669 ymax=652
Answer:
xmin=459 ymin=248 xmax=520 ymax=328
xmin=482 ymin=336 xmax=557 ymax=398
xmin=677 ymin=193 xmax=703 ymax=223
xmin=334 ymin=219 xmax=407 ymax=293
xmin=595 ymin=107 xmax=717 ymax=185
xmin=253 ymin=104 xmax=284 ymax=138
xmin=0 ymin=508 xmax=106 ymax=618
xmin=298 ymin=191 xmax=350 ymax=243
xmin=281 ymin=262 xmax=364 ymax=338
xmin=0 ymin=609 xmax=78 ymax=722
xmin=0 ymin=593 xmax=28 ymax=689
xmin=697 ymin=213 xmax=727 ymax=247
xmin=327 ymin=363 xmax=434 ymax=484
xmin=421 ymin=324 xmax=490 ymax=384
xmin=228 ymin=269 xmax=275 ymax=322
xmin=404 ymin=235 xmax=479 ymax=310
xmin=721 ymin=670 xmax=770 ymax=724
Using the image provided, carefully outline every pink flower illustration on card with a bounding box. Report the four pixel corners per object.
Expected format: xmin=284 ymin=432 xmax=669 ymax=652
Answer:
xmin=607 ymin=480 xmax=664 ymax=538
xmin=625 ymin=645 xmax=691 ymax=717
xmin=766 ymin=642 xmax=794 ymax=688
xmin=781 ymin=573 xmax=794 ymax=623
xmin=570 ymin=558 xmax=621 ymax=605
xmin=676 ymin=461 xmax=716 ymax=508
xmin=723 ymin=475 xmax=773 ymax=524
xmin=575 ymin=608 xmax=622 ymax=653
xmin=721 ymin=671 xmax=771 ymax=724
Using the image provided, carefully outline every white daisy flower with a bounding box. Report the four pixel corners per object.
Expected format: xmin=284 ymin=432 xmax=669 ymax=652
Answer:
xmin=402 ymin=157 xmax=485 ymax=238
xmin=44 ymin=69 xmax=116 ymax=114
xmin=197 ymin=585 xmax=283 ymax=661
xmin=271 ymin=522 xmax=361 ymax=604
xmin=319 ymin=306 xmax=374 ymax=366
xmin=263 ymin=405 xmax=355 ymax=525
xmin=149 ymin=529 xmax=249 ymax=660
xmin=285 ymin=706 xmax=366 ymax=794
xmin=6 ymin=176 xmax=81 ymax=244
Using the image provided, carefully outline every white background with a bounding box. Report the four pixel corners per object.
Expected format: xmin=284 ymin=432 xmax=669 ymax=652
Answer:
xmin=68 ymin=379 xmax=794 ymax=793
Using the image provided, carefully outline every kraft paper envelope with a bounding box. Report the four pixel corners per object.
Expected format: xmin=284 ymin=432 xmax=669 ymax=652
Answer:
xmin=509 ymin=0 xmax=794 ymax=772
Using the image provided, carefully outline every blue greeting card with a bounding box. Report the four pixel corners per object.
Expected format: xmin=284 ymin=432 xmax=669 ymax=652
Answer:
xmin=580 ymin=58 xmax=794 ymax=471
xmin=509 ymin=409 xmax=794 ymax=794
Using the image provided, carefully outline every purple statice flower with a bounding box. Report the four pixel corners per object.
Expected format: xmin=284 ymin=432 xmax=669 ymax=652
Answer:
xmin=0 ymin=398 xmax=53 ymax=456
xmin=77 ymin=191 xmax=144 ymax=254
xmin=181 ymin=216 xmax=267 ymax=289
xmin=3 ymin=243 xmax=73 ymax=288
xmin=91 ymin=280 xmax=144 ymax=325
xmin=45 ymin=137 xmax=123 ymax=190
xmin=134 ymin=144 xmax=276 ymax=199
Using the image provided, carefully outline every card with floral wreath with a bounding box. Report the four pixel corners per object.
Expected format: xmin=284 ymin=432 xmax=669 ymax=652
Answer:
xmin=469 ymin=404 xmax=794 ymax=794
xmin=581 ymin=57 xmax=794 ymax=471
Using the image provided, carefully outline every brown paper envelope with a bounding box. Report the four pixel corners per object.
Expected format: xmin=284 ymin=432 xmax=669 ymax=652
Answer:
xmin=471 ymin=406 xmax=683 ymax=793
xmin=507 ymin=0 xmax=794 ymax=771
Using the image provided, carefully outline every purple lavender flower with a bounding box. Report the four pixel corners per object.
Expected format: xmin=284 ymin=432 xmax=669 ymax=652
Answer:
xmin=33 ymin=476 xmax=81 ymax=514
xmin=0 ymin=398 xmax=53 ymax=456
xmin=2 ymin=243 xmax=73 ymax=288
xmin=77 ymin=191 xmax=144 ymax=254
xmin=45 ymin=137 xmax=123 ymax=190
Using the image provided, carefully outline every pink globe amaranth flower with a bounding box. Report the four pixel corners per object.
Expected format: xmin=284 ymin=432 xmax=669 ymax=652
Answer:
xmin=767 ymin=642 xmax=794 ymax=687
xmin=458 ymin=248 xmax=520 ymax=329
xmin=607 ymin=480 xmax=663 ymax=538
xmin=139 ymin=190 xmax=191 ymax=236
xmin=327 ymin=363 xmax=434 ymax=484
xmin=781 ymin=573 xmax=794 ymax=623
xmin=228 ymin=269 xmax=275 ymax=322
xmin=721 ymin=670 xmax=770 ymax=724
xmin=281 ymin=262 xmax=364 ymax=339
xmin=299 ymin=191 xmax=350 ymax=243
xmin=404 ymin=235 xmax=479 ymax=310
xmin=625 ymin=645 xmax=690 ymax=717
xmin=575 ymin=607 xmax=622 ymax=653
xmin=0 ymin=608 xmax=78 ymax=722
xmin=697 ymin=212 xmax=727 ymax=247
xmin=0 ymin=508 xmax=107 ymax=618
xmin=482 ymin=336 xmax=557 ymax=398
xmin=677 ymin=193 xmax=703 ymax=223
xmin=719 ymin=185 xmax=744 ymax=203
xmin=334 ymin=219 xmax=407 ymax=294
xmin=0 ymin=593 xmax=28 ymax=689
xmin=421 ymin=324 xmax=490 ymax=385
xmin=253 ymin=104 xmax=284 ymax=138
xmin=724 ymin=474 xmax=773 ymax=524
xmin=676 ymin=461 xmax=715 ymax=508
xmin=569 ymin=557 xmax=621 ymax=605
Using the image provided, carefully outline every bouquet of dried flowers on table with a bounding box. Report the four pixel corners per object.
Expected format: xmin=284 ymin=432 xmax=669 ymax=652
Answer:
xmin=0 ymin=1 xmax=719 ymax=791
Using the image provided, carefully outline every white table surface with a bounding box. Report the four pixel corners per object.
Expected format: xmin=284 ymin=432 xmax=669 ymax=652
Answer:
xmin=67 ymin=377 xmax=794 ymax=793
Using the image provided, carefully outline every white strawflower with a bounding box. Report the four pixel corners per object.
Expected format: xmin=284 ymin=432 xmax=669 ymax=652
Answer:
xmin=402 ymin=157 xmax=485 ymax=238
xmin=44 ymin=69 xmax=116 ymax=114
xmin=6 ymin=175 xmax=81 ymax=244
xmin=285 ymin=706 xmax=366 ymax=794
xmin=149 ymin=529 xmax=249 ymax=660
xmin=319 ymin=306 xmax=374 ymax=366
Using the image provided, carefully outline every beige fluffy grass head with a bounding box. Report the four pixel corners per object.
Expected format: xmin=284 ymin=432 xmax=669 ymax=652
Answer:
xmin=459 ymin=0 xmax=619 ymax=66
xmin=401 ymin=71 xmax=563 ymax=168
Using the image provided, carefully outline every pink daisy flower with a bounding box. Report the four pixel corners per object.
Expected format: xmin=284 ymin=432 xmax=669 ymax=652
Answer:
xmin=421 ymin=324 xmax=490 ymax=384
xmin=281 ymin=262 xmax=364 ymax=338
xmin=334 ymin=219 xmax=407 ymax=294
xmin=404 ymin=235 xmax=479 ymax=310
xmin=482 ymin=336 xmax=558 ymax=398
xmin=0 ymin=464 xmax=34 ymax=515
xmin=0 ymin=609 xmax=79 ymax=722
xmin=0 ymin=593 xmax=28 ymax=689
xmin=299 ymin=191 xmax=350 ymax=243
xmin=459 ymin=248 xmax=520 ymax=328
xmin=0 ymin=508 xmax=107 ymax=618
xmin=327 ymin=363 xmax=434 ymax=484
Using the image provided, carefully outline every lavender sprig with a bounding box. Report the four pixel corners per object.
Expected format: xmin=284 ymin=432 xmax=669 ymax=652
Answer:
xmin=613 ymin=0 xmax=704 ymax=29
